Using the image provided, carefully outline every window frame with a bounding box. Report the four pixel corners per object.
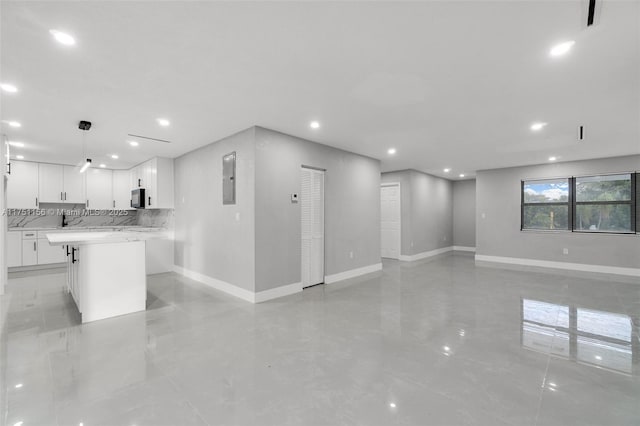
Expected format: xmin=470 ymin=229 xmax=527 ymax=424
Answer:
xmin=520 ymin=172 xmax=638 ymax=235
xmin=520 ymin=178 xmax=572 ymax=231
xmin=572 ymin=173 xmax=636 ymax=235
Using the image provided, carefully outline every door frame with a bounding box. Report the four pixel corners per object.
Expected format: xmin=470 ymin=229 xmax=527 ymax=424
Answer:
xmin=380 ymin=182 xmax=401 ymax=260
xmin=301 ymin=165 xmax=326 ymax=288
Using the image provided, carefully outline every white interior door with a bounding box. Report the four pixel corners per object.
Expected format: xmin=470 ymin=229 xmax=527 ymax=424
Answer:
xmin=381 ymin=184 xmax=401 ymax=259
xmin=301 ymin=167 xmax=325 ymax=288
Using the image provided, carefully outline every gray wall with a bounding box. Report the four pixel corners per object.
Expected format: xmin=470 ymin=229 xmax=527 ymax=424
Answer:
xmin=381 ymin=169 xmax=453 ymax=256
xmin=254 ymin=127 xmax=381 ymax=292
xmin=453 ymin=179 xmax=476 ymax=248
xmin=173 ymin=127 xmax=256 ymax=291
xmin=476 ymin=155 xmax=640 ymax=269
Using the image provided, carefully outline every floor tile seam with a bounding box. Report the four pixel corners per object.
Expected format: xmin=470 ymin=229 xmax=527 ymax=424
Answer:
xmin=164 ymin=372 xmax=212 ymax=426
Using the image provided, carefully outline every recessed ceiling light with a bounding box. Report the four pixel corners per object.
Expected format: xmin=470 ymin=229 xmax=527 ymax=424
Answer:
xmin=111 ymin=154 xmax=119 ymax=159
xmin=129 ymin=140 xmax=139 ymax=147
xmin=444 ymin=168 xmax=451 ymax=173
xmin=14 ymin=383 xmax=23 ymax=389
xmin=548 ymin=156 xmax=557 ymax=161
xmin=8 ymin=141 xmax=24 ymax=147
xmin=387 ymin=148 xmax=396 ymax=155
xmin=389 ymin=403 xmax=396 ymax=408
xmin=595 ymin=355 xmax=602 ymax=360
xmin=16 ymin=155 xmax=24 ymax=160
xmin=459 ymin=174 xmax=465 ymax=178
xmin=530 ymin=122 xmax=547 ymax=131
xmin=310 ymin=121 xmax=320 ymax=129
xmin=7 ymin=121 xmax=21 ymax=128
xmin=0 ymin=83 xmax=18 ymax=93
xmin=550 ymin=40 xmax=575 ymax=57
xmin=99 ymin=164 xmax=106 ymax=168
xmin=156 ymin=118 xmax=170 ymax=127
xmin=49 ymin=29 xmax=76 ymax=46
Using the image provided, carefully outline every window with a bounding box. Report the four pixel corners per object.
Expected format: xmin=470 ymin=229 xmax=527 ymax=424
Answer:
xmin=574 ymin=174 xmax=633 ymax=233
xmin=521 ymin=172 xmax=638 ymax=234
xmin=521 ymin=179 xmax=570 ymax=230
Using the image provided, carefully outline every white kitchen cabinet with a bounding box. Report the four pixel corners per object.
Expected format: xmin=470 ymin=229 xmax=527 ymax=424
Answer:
xmin=22 ymin=235 xmax=38 ymax=266
xmin=7 ymin=161 xmax=39 ymax=208
xmin=37 ymin=238 xmax=66 ymax=264
xmin=143 ymin=157 xmax=174 ymax=209
xmin=7 ymin=231 xmax=22 ymax=267
xmin=63 ymin=165 xmax=86 ymax=203
xmin=86 ymin=168 xmax=113 ymax=210
xmin=113 ymin=170 xmax=133 ymax=210
xmin=130 ymin=164 xmax=145 ymax=190
xmin=38 ymin=163 xmax=65 ymax=202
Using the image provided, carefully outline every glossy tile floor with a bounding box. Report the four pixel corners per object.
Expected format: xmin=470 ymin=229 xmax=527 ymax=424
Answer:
xmin=1 ymin=253 xmax=639 ymax=426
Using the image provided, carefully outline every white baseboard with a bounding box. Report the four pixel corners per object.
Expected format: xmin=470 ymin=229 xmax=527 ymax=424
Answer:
xmin=399 ymin=246 xmax=453 ymax=262
xmin=475 ymin=255 xmax=640 ymax=277
xmin=172 ymin=265 xmax=303 ymax=303
xmin=453 ymin=246 xmax=476 ymax=252
xmin=324 ymin=263 xmax=383 ymax=284
xmin=254 ymin=282 xmax=302 ymax=303
xmin=172 ymin=265 xmax=255 ymax=303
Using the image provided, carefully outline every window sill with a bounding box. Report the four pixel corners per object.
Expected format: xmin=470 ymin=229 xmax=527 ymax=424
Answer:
xmin=520 ymin=229 xmax=639 ymax=237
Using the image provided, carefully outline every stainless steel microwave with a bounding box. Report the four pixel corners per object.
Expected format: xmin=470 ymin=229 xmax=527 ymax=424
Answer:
xmin=131 ymin=188 xmax=146 ymax=209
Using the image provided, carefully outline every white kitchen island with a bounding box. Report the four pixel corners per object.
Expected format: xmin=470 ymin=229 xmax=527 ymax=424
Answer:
xmin=47 ymin=230 xmax=170 ymax=323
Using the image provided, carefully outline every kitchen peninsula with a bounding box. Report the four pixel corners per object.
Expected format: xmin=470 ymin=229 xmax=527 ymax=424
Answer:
xmin=47 ymin=229 xmax=171 ymax=323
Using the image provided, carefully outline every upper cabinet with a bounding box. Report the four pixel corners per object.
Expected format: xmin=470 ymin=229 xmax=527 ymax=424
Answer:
xmin=38 ymin=163 xmax=86 ymax=203
xmin=7 ymin=158 xmax=172 ymax=210
xmin=38 ymin=163 xmax=65 ymax=202
xmin=131 ymin=157 xmax=174 ymax=209
xmin=113 ymin=170 xmax=133 ymax=210
xmin=7 ymin=161 xmax=39 ymax=208
xmin=86 ymin=168 xmax=113 ymax=210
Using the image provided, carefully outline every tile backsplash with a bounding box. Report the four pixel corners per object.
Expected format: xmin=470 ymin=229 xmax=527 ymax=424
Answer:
xmin=7 ymin=203 xmax=174 ymax=229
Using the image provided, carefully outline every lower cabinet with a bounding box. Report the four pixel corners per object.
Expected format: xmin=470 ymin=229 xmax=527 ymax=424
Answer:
xmin=22 ymin=239 xmax=38 ymax=266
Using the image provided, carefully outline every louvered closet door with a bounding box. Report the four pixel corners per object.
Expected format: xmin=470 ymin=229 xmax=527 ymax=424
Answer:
xmin=301 ymin=167 xmax=325 ymax=288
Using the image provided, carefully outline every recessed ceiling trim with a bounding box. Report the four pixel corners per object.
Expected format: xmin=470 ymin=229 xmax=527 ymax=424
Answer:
xmin=127 ymin=134 xmax=172 ymax=144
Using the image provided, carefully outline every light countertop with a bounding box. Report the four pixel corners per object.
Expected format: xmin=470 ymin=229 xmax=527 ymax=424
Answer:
xmin=47 ymin=229 xmax=172 ymax=246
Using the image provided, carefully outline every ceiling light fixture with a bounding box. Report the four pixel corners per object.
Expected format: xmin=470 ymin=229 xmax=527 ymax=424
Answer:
xmin=15 ymin=383 xmax=23 ymax=389
xmin=387 ymin=148 xmax=396 ymax=155
xmin=16 ymin=155 xmax=24 ymax=160
xmin=99 ymin=164 xmax=106 ymax=168
xmin=156 ymin=118 xmax=170 ymax=127
xmin=444 ymin=168 xmax=451 ymax=173
xmin=310 ymin=121 xmax=320 ymax=129
xmin=7 ymin=121 xmax=21 ymax=128
xmin=111 ymin=154 xmax=119 ymax=159
xmin=79 ymin=159 xmax=92 ymax=173
xmin=8 ymin=141 xmax=24 ymax=147
xmin=129 ymin=141 xmax=139 ymax=147
xmin=530 ymin=122 xmax=547 ymax=131
xmin=389 ymin=403 xmax=397 ymax=408
xmin=548 ymin=156 xmax=557 ymax=162
xmin=459 ymin=174 xmax=465 ymax=178
xmin=49 ymin=29 xmax=76 ymax=46
xmin=0 ymin=83 xmax=18 ymax=93
xmin=550 ymin=40 xmax=575 ymax=57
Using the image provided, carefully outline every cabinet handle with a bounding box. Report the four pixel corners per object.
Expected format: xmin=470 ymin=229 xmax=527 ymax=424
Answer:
xmin=35 ymin=197 xmax=38 ymax=207
xmin=64 ymin=192 xmax=67 ymax=201
xmin=113 ymin=200 xmax=115 ymax=208
xmin=86 ymin=199 xmax=89 ymax=208
xmin=138 ymin=178 xmax=141 ymax=188
xmin=7 ymin=162 xmax=10 ymax=175
xmin=33 ymin=241 xmax=36 ymax=251
xmin=72 ymin=247 xmax=77 ymax=263
xmin=130 ymin=199 xmax=132 ymax=207
xmin=61 ymin=191 xmax=63 ymax=201
xmin=148 ymin=196 xmax=151 ymax=207
xmin=66 ymin=245 xmax=70 ymax=256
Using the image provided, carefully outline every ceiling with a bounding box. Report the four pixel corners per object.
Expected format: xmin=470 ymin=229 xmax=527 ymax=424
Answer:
xmin=1 ymin=1 xmax=639 ymax=178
